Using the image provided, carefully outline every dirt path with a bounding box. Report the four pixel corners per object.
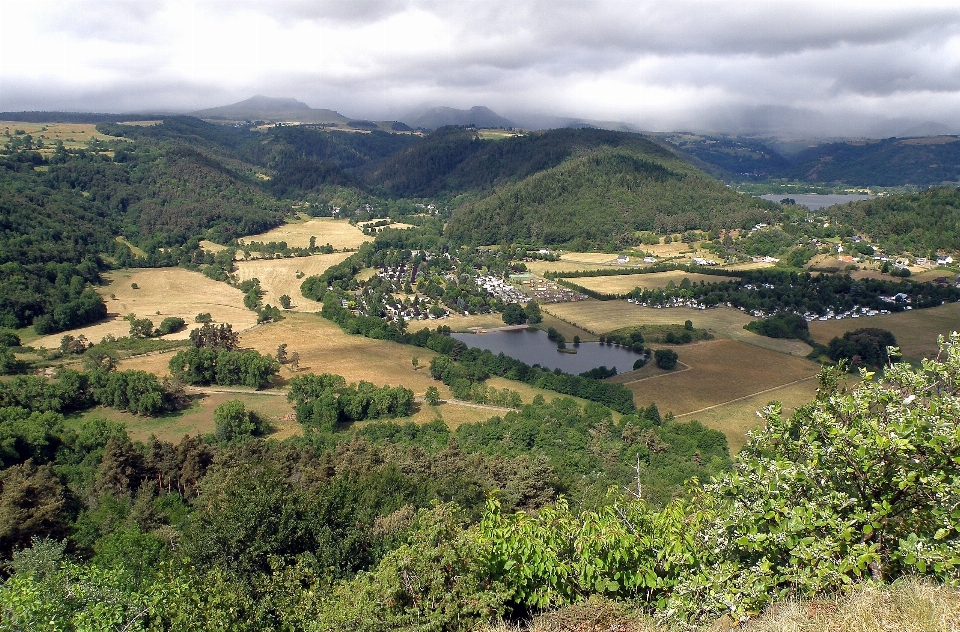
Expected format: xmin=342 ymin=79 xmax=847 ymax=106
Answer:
xmin=417 ymin=397 xmax=514 ymax=413
xmin=181 ymin=389 xmax=515 ymax=413
xmin=186 ymin=386 xmax=287 ymax=396
xmin=674 ymin=374 xmax=818 ymax=419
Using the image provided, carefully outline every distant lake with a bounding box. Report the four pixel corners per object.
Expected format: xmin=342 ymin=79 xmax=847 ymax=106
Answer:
xmin=758 ymin=193 xmax=875 ymax=210
xmin=451 ymin=328 xmax=645 ymax=374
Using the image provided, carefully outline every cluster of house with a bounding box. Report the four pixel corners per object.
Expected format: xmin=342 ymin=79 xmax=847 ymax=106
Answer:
xmin=476 ymin=275 xmax=528 ymax=304
xmin=691 ymin=257 xmax=718 ymax=266
xmin=376 ymin=263 xmax=418 ymax=285
xmin=344 ymin=293 xmax=449 ymax=322
xmin=624 ymin=296 xmax=900 ymax=321
xmin=518 ymin=278 xmax=588 ymax=303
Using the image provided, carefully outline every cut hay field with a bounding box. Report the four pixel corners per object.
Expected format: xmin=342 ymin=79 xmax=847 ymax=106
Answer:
xmin=0 ymin=121 xmax=113 ymax=150
xmin=572 ymin=271 xmax=736 ymax=295
xmin=622 ymin=338 xmax=819 ymax=439
xmin=524 ymin=260 xmax=620 ymax=276
xmin=237 ymin=216 xmax=371 ymax=250
xmin=677 ymin=376 xmax=819 ymax=453
xmin=808 ymin=302 xmax=960 ymax=360
xmin=233 ymin=252 xmax=353 ymax=310
xmin=33 ymin=268 xmax=258 ymax=348
xmin=544 ymin=301 xmax=812 ymax=356
xmin=850 ymin=267 xmax=957 ymax=283
xmin=720 ymin=261 xmax=777 ymax=271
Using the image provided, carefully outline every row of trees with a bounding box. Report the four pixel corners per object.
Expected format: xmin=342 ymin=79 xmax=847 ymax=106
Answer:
xmin=287 ymin=373 xmax=415 ymax=429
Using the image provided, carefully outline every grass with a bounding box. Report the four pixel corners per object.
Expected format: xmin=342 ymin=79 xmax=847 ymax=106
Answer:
xmin=620 ymin=339 xmax=819 ymax=445
xmin=808 ymin=302 xmax=960 ymax=361
xmin=481 ymin=578 xmax=960 ymax=632
xmin=677 ymin=376 xmax=819 ymax=453
xmin=0 ymin=121 xmax=113 ymax=151
xmin=236 ymin=215 xmax=371 ymax=250
xmin=73 ymin=391 xmax=296 ymax=443
xmin=544 ymin=301 xmax=812 ymax=356
xmin=232 ymin=252 xmax=353 ymax=310
xmin=32 ymin=268 xmax=258 ymax=349
xmin=572 ymin=271 xmax=736 ymax=296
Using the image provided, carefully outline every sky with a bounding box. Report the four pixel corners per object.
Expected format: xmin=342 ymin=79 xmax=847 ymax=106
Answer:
xmin=2 ymin=0 xmax=960 ymax=136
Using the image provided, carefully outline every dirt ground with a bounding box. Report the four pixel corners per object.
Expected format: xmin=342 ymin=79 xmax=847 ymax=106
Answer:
xmin=233 ymin=252 xmax=353 ymax=310
xmin=33 ymin=268 xmax=258 ymax=349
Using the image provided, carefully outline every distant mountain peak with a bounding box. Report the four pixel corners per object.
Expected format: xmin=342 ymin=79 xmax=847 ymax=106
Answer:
xmin=237 ymin=95 xmax=313 ymax=110
xmin=191 ymin=96 xmax=347 ymax=124
xmin=403 ymin=105 xmax=514 ymax=130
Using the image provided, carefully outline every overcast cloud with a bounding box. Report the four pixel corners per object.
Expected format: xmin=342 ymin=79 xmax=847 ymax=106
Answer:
xmin=2 ymin=0 xmax=959 ymax=136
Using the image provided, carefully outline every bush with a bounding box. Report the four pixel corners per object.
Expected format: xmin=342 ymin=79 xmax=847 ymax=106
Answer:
xmin=156 ymin=317 xmax=186 ymax=336
xmin=214 ymin=400 xmax=266 ymax=441
xmin=655 ymin=349 xmax=678 ymax=370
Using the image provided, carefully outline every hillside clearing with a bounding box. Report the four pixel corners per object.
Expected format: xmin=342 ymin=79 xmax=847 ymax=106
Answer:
xmin=237 ymin=216 xmax=371 ymax=250
xmin=233 ymin=252 xmax=353 ymax=309
xmin=33 ymin=268 xmax=258 ymax=348
xmin=572 ymin=271 xmax=736 ymax=295
xmin=544 ymin=301 xmax=812 ymax=356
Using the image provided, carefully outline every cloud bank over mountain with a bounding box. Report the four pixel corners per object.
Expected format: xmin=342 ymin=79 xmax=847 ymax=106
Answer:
xmin=2 ymin=0 xmax=959 ymax=136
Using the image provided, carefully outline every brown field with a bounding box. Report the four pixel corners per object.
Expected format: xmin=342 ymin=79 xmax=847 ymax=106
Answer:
xmin=808 ymin=302 xmax=960 ymax=360
xmin=237 ymin=216 xmax=371 ymax=250
xmin=572 ymin=271 xmax=736 ymax=295
xmin=233 ymin=252 xmax=353 ymax=310
xmin=623 ymin=338 xmax=819 ymax=428
xmin=0 ymin=121 xmax=113 ymax=150
xmin=524 ymin=260 xmax=618 ymax=276
xmin=677 ymin=376 xmax=819 ymax=452
xmin=198 ymin=240 xmax=227 ymax=253
xmin=720 ymin=261 xmax=777 ymax=271
xmin=543 ymin=301 xmax=812 ymax=356
xmin=558 ymin=252 xmax=630 ymax=265
xmin=33 ymin=268 xmax=258 ymax=349
xmin=638 ymin=242 xmax=697 ymax=257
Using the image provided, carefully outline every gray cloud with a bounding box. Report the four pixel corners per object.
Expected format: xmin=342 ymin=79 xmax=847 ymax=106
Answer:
xmin=1 ymin=0 xmax=959 ymax=136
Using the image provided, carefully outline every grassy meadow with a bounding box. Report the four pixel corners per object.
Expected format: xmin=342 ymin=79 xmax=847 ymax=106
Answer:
xmin=621 ymin=338 xmax=818 ymax=418
xmin=237 ymin=215 xmax=371 ymax=250
xmin=544 ymin=300 xmax=812 ymax=356
xmin=233 ymin=252 xmax=353 ymax=309
xmin=572 ymin=271 xmax=736 ymax=295
xmin=808 ymin=301 xmax=960 ymax=361
xmin=1 ymin=121 xmax=115 ymax=151
xmin=32 ymin=268 xmax=259 ymax=348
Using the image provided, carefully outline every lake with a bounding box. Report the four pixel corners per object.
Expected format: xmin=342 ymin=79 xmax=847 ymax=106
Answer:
xmin=758 ymin=193 xmax=875 ymax=210
xmin=451 ymin=328 xmax=645 ymax=374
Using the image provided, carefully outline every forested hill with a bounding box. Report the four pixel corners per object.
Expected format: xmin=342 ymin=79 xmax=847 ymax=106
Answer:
xmin=0 ymin=118 xmax=290 ymax=331
xmin=827 ymin=186 xmax=960 ymax=253
xmin=442 ymin=138 xmax=777 ymax=248
xmin=361 ymin=127 xmax=682 ymax=198
xmin=664 ymin=133 xmax=960 ymax=186
xmin=783 ymin=136 xmax=960 ymax=186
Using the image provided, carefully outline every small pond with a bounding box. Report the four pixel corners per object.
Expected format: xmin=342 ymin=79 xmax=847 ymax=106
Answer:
xmin=451 ymin=328 xmax=645 ymax=374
